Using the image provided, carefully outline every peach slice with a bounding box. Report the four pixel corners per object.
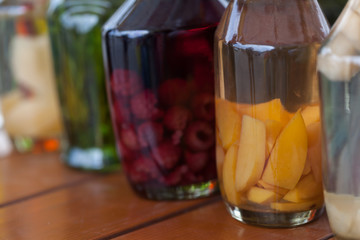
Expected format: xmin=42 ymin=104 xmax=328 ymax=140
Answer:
xmin=283 ymin=173 xmax=323 ymax=203
xmin=222 ymin=142 xmax=242 ymax=205
xmin=270 ymin=197 xmax=323 ymax=212
xmin=262 ymin=111 xmax=308 ymax=190
xmin=216 ymin=144 xmax=225 ymax=179
xmin=235 ymin=115 xmax=266 ymax=192
xmin=247 ymin=187 xmax=282 ymax=204
xmin=302 ymin=158 xmax=312 ymax=176
xmin=234 ymin=99 xmax=291 ymax=126
xmin=216 ymin=98 xmax=242 ymax=150
xmin=307 ymin=122 xmax=322 ymax=183
xmin=265 ymin=120 xmax=285 ymax=157
xmin=257 ymin=180 xmax=289 ymax=196
xmin=301 ymin=105 xmax=320 ymax=126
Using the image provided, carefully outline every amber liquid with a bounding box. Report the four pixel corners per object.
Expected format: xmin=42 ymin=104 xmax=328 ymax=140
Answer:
xmin=216 ymin=40 xmax=322 ymax=204
xmin=216 ymin=41 xmax=320 ymax=110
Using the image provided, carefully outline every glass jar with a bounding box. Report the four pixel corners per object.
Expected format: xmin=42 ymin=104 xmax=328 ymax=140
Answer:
xmin=215 ymin=0 xmax=329 ymax=227
xmin=103 ymin=0 xmax=227 ymax=200
xmin=318 ymin=0 xmax=360 ymax=239
xmin=0 ymin=1 xmax=63 ymax=153
xmin=47 ymin=0 xmax=125 ymax=171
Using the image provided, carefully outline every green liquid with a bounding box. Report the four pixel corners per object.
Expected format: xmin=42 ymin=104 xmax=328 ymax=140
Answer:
xmin=48 ymin=0 xmax=125 ymax=171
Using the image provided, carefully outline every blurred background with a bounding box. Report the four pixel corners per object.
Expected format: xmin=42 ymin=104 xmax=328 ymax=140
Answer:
xmin=0 ymin=0 xmax=62 ymax=156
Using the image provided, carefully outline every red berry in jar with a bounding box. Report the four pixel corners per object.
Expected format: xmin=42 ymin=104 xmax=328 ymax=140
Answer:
xmin=158 ymin=78 xmax=191 ymax=107
xmin=103 ymin=0 xmax=224 ymax=200
xmin=164 ymin=106 xmax=191 ymax=131
xmin=111 ymin=69 xmax=143 ymax=97
xmin=152 ymin=142 xmax=182 ymax=170
xmin=137 ymin=121 xmax=164 ymax=148
xmin=130 ymin=90 xmax=161 ymax=120
xmin=185 ymin=121 xmax=215 ymax=151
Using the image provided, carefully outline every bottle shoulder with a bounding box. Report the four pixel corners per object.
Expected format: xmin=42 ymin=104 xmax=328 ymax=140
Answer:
xmin=104 ymin=0 xmax=226 ymax=33
xmin=216 ymin=0 xmax=330 ymax=46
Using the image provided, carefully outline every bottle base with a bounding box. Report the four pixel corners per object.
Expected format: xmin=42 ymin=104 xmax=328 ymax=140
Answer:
xmin=225 ymin=202 xmax=325 ymax=228
xmin=64 ymin=147 xmax=120 ymax=172
xmin=131 ymin=179 xmax=219 ymax=200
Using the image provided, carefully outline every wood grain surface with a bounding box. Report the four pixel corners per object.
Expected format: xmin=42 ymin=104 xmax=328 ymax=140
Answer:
xmin=116 ymin=202 xmax=333 ymax=240
xmin=0 ymin=153 xmax=95 ymax=205
xmin=0 ymin=153 xmax=335 ymax=240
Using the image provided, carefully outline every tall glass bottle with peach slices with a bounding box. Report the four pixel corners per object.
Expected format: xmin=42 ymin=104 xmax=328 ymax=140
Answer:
xmin=214 ymin=0 xmax=330 ymax=227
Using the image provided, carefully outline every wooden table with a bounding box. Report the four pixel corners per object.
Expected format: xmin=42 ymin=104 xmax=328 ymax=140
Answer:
xmin=0 ymin=153 xmax=335 ymax=240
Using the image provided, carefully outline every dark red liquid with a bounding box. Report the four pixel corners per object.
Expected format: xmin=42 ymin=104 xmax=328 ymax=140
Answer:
xmin=105 ymin=22 xmax=221 ymax=198
xmin=103 ymin=0 xmax=225 ymax=198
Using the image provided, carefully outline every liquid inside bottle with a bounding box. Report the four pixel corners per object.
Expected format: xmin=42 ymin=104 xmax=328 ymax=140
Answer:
xmin=318 ymin=0 xmax=360 ymax=238
xmin=103 ymin=0 xmax=226 ymax=199
xmin=48 ymin=0 xmax=123 ymax=171
xmin=215 ymin=0 xmax=329 ymax=227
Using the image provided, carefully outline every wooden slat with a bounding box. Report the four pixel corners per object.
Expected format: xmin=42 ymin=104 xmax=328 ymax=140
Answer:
xmin=0 ymin=173 xmax=213 ymax=240
xmin=117 ymin=201 xmax=334 ymax=240
xmin=0 ymin=153 xmax=97 ymax=205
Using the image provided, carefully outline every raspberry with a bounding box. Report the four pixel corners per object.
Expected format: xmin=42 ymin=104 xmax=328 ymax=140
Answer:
xmin=185 ymin=151 xmax=209 ymax=173
xmin=137 ymin=121 xmax=164 ymax=148
xmin=185 ymin=121 xmax=215 ymax=151
xmin=112 ymin=100 xmax=131 ymax=124
xmin=120 ymin=126 xmax=140 ymax=151
xmin=164 ymin=106 xmax=191 ymax=131
xmin=192 ymin=93 xmax=215 ymax=121
xmin=163 ymin=165 xmax=188 ymax=186
xmin=111 ymin=69 xmax=142 ymax=97
xmin=130 ymin=90 xmax=160 ymax=120
xmin=158 ymin=78 xmax=191 ymax=107
xmin=117 ymin=141 xmax=135 ymax=160
xmin=171 ymin=130 xmax=183 ymax=145
xmin=127 ymin=156 xmax=160 ymax=183
xmin=152 ymin=142 xmax=181 ymax=170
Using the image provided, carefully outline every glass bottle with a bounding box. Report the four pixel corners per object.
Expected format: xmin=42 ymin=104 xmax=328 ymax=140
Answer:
xmin=103 ymin=0 xmax=227 ymax=199
xmin=318 ymin=1 xmax=360 ymax=239
xmin=0 ymin=1 xmax=63 ymax=153
xmin=47 ymin=0 xmax=125 ymax=171
xmin=215 ymin=0 xmax=329 ymax=227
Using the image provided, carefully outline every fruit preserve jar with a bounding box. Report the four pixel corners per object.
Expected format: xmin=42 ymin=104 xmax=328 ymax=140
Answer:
xmin=318 ymin=0 xmax=360 ymax=239
xmin=0 ymin=1 xmax=63 ymax=153
xmin=47 ymin=0 xmax=125 ymax=171
xmin=103 ymin=0 xmax=227 ymax=199
xmin=214 ymin=0 xmax=329 ymax=227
